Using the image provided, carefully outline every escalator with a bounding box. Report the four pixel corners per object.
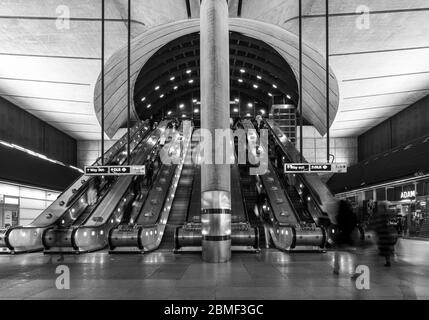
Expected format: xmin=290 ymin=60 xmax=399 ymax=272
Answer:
xmin=42 ymin=120 xmax=170 ymax=253
xmin=264 ymin=119 xmax=339 ymax=227
xmin=175 ymin=132 xmax=259 ymax=252
xmin=241 ymin=119 xmax=326 ymax=251
xmin=0 ymin=120 xmax=151 ymax=254
xmin=158 ymin=141 xmax=197 ymax=250
xmin=109 ymin=121 xmax=193 ymax=253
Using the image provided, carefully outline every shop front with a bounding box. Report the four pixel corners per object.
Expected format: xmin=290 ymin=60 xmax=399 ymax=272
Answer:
xmin=336 ymin=177 xmax=429 ymax=239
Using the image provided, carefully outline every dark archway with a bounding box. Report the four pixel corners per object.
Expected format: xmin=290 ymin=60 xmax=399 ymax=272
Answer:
xmin=133 ymin=31 xmax=299 ymax=121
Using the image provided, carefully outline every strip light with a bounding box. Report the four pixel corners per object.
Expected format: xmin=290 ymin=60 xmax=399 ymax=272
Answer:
xmin=0 ymin=139 xmax=84 ymax=173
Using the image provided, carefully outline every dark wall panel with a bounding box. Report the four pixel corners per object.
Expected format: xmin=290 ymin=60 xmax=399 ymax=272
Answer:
xmin=0 ymin=144 xmax=80 ymax=191
xmin=358 ymin=94 xmax=429 ymax=162
xmin=0 ymin=97 xmax=77 ymax=165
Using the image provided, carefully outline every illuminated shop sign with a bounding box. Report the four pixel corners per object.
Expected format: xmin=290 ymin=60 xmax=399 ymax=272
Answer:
xmin=400 ymin=190 xmax=416 ymax=199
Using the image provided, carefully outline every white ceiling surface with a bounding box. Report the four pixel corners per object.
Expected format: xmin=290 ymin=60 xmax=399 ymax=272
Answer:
xmin=239 ymin=0 xmax=429 ymax=137
xmin=1 ymin=0 xmax=429 ymax=140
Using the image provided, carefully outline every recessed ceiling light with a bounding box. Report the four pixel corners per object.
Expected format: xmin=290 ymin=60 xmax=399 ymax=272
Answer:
xmin=188 ymin=79 xmax=194 ymax=84
xmin=240 ymin=69 xmax=245 ymax=73
xmin=234 ymin=98 xmax=239 ymax=103
xmin=238 ymin=79 xmax=243 ymax=83
xmin=174 ymin=86 xmax=178 ymax=90
xmin=146 ymin=104 xmax=151 ymax=109
xmin=268 ymin=93 xmax=273 ymax=97
xmin=170 ymin=76 xmax=175 ymax=81
xmin=253 ymin=84 xmax=258 ymax=89
xmin=287 ymin=94 xmax=291 ymax=99
xmin=179 ymin=104 xmax=185 ymax=109
xmin=167 ymin=111 xmax=172 ymax=115
xmin=260 ymin=109 xmax=266 ymax=115
xmin=193 ymin=99 xmax=197 ymax=103
xmin=155 ymin=86 xmax=160 ymax=90
xmin=160 ymin=94 xmax=164 ymax=98
xmin=141 ymin=97 xmax=146 ymax=102
xmin=182 ymin=114 xmax=186 ymax=118
xmin=247 ymin=103 xmax=253 ymax=107
xmin=257 ymin=75 xmax=262 ymax=80
xmin=194 ymin=109 xmax=199 ymax=113
xmin=272 ymin=84 xmax=277 ymax=89
xmin=186 ymin=69 xmax=192 ymax=74
xmin=246 ymin=113 xmax=251 ymax=117
xmin=233 ymin=108 xmax=239 ymax=113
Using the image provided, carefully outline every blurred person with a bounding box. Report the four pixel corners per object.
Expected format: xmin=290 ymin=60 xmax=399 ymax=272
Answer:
xmin=146 ymin=161 xmax=154 ymax=187
xmin=372 ymin=201 xmax=397 ymax=267
xmin=333 ymin=200 xmax=359 ymax=277
xmin=86 ymin=176 xmax=101 ymax=206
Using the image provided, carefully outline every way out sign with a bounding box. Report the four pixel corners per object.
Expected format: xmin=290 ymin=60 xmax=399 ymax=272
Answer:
xmin=85 ymin=165 xmax=146 ymax=176
xmin=285 ymin=163 xmax=347 ymax=174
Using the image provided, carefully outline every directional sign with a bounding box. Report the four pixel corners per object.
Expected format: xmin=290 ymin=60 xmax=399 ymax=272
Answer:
xmin=109 ymin=166 xmax=131 ymax=175
xmin=309 ymin=164 xmax=332 ymax=173
xmin=85 ymin=166 xmax=108 ymax=175
xmin=285 ymin=163 xmax=310 ymax=173
xmin=84 ymin=165 xmax=145 ymax=176
xmin=285 ymin=163 xmax=347 ymax=174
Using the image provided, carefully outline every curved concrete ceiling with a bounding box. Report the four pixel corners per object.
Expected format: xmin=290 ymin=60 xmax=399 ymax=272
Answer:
xmin=94 ymin=18 xmax=339 ymax=139
xmin=1 ymin=0 xmax=429 ymax=140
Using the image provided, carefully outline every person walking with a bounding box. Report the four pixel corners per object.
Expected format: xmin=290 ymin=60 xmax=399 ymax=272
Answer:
xmin=372 ymin=201 xmax=397 ymax=267
xmin=333 ymin=200 xmax=359 ymax=276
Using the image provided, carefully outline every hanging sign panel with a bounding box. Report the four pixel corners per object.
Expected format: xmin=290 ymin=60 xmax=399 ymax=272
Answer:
xmin=285 ymin=163 xmax=347 ymax=174
xmin=84 ymin=165 xmax=145 ymax=176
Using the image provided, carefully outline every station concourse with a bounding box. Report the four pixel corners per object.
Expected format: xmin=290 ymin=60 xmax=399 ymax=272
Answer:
xmin=0 ymin=0 xmax=428 ymax=301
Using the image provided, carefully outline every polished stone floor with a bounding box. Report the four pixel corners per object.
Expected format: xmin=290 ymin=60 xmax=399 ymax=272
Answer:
xmin=0 ymin=239 xmax=428 ymax=300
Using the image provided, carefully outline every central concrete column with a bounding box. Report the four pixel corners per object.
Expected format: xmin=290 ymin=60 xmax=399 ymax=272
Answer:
xmin=200 ymin=0 xmax=231 ymax=263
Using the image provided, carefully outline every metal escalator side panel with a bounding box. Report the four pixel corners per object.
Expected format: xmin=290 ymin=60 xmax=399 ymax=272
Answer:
xmin=6 ymin=227 xmax=45 ymax=253
xmin=259 ymin=163 xmax=299 ymax=226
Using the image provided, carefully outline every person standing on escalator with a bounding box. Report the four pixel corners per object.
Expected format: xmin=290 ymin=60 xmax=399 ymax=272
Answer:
xmin=146 ymin=161 xmax=154 ymax=187
xmin=87 ymin=176 xmax=101 ymax=206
